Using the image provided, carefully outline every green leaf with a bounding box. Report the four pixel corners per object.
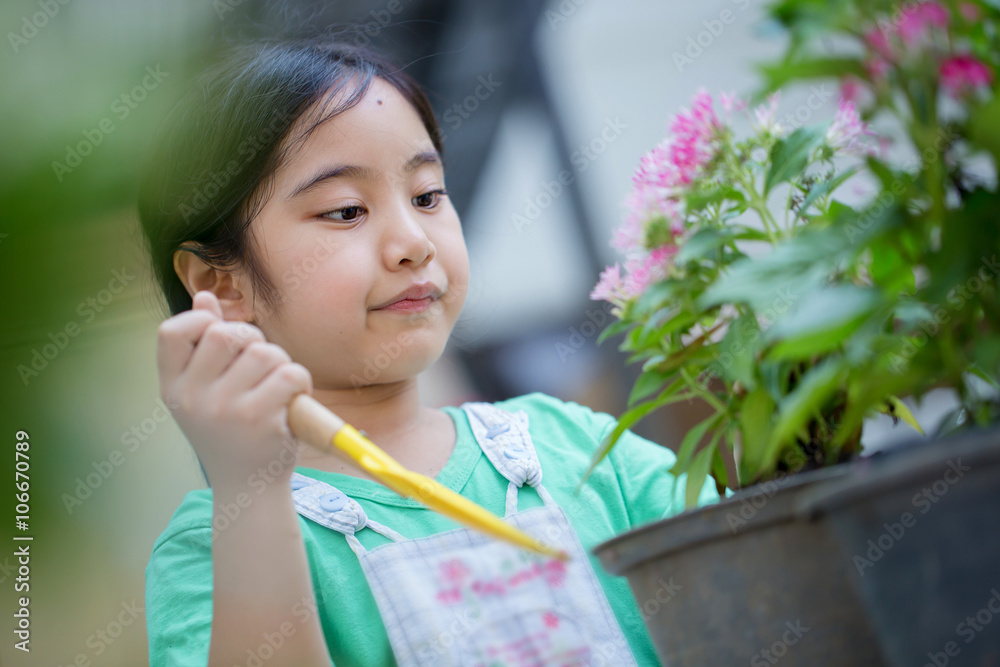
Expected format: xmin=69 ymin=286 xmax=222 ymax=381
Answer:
xmin=700 ymin=226 xmax=844 ymax=311
xmin=684 ymin=185 xmax=746 ymax=213
xmin=765 ymin=125 xmax=828 ymax=195
xmin=713 ymin=313 xmax=761 ymax=389
xmin=969 ymin=91 xmax=1000 ymax=168
xmin=596 ymin=318 xmax=631 ymax=344
xmin=684 ymin=439 xmax=716 ymax=509
xmin=711 ymin=432 xmax=730 ymax=491
xmin=671 ymin=412 xmax=724 ymax=477
xmin=798 ymin=167 xmax=857 ymax=215
xmin=758 ymin=58 xmax=867 ymax=95
xmin=577 ymin=383 xmax=696 ymax=493
xmin=869 ymin=240 xmax=916 ymax=294
xmin=633 ymin=279 xmax=682 ymax=317
xmin=765 ymin=358 xmax=846 ymax=471
xmin=767 ymin=285 xmax=881 ymax=360
xmin=738 ymin=387 xmax=776 ymax=480
xmin=879 ymin=396 xmax=925 ymax=435
xmin=629 ymin=370 xmax=682 ymax=406
xmin=676 ymin=227 xmax=734 ymax=265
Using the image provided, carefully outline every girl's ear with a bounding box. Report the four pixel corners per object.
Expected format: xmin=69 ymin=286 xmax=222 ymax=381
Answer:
xmin=173 ymin=244 xmax=256 ymax=323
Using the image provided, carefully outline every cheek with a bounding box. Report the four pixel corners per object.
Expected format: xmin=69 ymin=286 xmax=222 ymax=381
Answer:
xmin=436 ymin=220 xmax=470 ymax=288
xmin=280 ymin=239 xmax=371 ymax=308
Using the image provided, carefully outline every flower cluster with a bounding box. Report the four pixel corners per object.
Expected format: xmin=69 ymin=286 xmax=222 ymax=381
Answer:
xmin=582 ymin=0 xmax=999 ymax=501
xmin=591 ymin=90 xmax=877 ymax=310
xmin=592 ymin=90 xmax=722 ymax=308
xmin=863 ymin=1 xmax=993 ymax=98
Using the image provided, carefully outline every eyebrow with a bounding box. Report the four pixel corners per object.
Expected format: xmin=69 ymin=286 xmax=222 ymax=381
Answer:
xmin=286 ymin=150 xmax=442 ymax=200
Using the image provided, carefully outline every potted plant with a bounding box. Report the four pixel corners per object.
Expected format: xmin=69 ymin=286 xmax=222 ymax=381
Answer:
xmin=582 ymin=1 xmax=1000 ymax=664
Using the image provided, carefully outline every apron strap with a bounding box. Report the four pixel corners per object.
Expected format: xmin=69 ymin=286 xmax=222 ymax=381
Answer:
xmin=290 ymin=472 xmax=406 ymax=556
xmin=461 ymin=402 xmax=554 ymax=517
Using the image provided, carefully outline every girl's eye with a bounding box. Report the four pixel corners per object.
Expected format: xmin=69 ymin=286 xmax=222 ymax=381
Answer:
xmin=320 ymin=205 xmax=365 ymax=222
xmin=413 ymin=189 xmax=446 ymax=209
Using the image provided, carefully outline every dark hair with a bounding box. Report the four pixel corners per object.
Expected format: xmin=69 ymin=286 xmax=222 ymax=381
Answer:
xmin=137 ymin=38 xmax=444 ymax=320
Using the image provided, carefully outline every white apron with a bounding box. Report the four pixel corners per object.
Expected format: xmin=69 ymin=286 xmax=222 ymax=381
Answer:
xmin=290 ymin=402 xmax=638 ymax=667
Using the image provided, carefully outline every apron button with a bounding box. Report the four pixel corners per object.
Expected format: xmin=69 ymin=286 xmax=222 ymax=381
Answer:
xmin=504 ymin=445 xmax=526 ymax=459
xmin=320 ymin=492 xmax=348 ymax=512
xmin=486 ymin=423 xmax=510 ymax=439
xmin=290 ymin=477 xmax=311 ymax=491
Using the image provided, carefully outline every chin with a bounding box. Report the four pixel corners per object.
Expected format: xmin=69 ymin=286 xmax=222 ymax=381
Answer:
xmin=346 ymin=335 xmax=448 ymax=387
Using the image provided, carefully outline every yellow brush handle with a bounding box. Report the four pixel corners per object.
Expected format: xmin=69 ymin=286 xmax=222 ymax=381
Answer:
xmin=287 ymin=394 xmax=568 ymax=561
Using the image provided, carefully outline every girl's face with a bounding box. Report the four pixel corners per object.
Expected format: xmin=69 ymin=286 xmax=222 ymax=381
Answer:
xmin=241 ymin=77 xmax=469 ymax=390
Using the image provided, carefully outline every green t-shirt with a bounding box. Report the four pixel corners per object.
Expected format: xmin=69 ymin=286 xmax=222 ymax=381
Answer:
xmin=145 ymin=392 xmax=720 ymax=666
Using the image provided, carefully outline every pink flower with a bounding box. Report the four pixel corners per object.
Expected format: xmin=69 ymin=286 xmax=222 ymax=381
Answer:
xmin=752 ymin=92 xmax=782 ymax=134
xmin=865 ymin=57 xmax=891 ymax=81
xmin=898 ymin=2 xmax=949 ymax=46
xmin=614 ymin=183 xmax=682 ymax=253
xmin=940 ymin=54 xmax=994 ymax=97
xmin=865 ymin=27 xmax=895 ymax=61
xmin=826 ymin=99 xmax=877 ymax=155
xmin=839 ymin=77 xmax=864 ymax=105
xmin=622 ymin=245 xmax=676 ymax=299
xmin=440 ymin=558 xmax=470 ymax=584
xmin=720 ymin=91 xmax=747 ymax=115
xmin=960 ymin=2 xmax=980 ymax=21
xmin=590 ymin=263 xmax=625 ymax=304
xmin=664 ymin=88 xmax=721 ymax=186
xmin=616 ymin=90 xmax=720 ymax=257
xmin=630 ymin=98 xmax=716 ymax=193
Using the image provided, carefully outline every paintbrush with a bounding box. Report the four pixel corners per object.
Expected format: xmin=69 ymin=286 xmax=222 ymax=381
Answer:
xmin=288 ymin=393 xmax=569 ymax=561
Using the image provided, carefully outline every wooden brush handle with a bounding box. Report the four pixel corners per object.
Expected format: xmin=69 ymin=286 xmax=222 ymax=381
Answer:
xmin=287 ymin=393 xmax=347 ymax=458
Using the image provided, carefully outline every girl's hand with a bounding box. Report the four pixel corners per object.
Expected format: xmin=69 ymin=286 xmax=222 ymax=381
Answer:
xmin=156 ymin=290 xmax=312 ymax=491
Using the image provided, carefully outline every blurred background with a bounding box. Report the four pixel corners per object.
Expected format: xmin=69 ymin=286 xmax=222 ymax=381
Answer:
xmin=0 ymin=0 xmax=959 ymax=664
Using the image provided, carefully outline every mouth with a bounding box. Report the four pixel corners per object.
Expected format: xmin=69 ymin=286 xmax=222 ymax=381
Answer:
xmin=372 ymin=282 xmax=444 ymax=313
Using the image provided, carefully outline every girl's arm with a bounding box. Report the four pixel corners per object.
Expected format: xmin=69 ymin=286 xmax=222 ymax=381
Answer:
xmin=156 ymin=290 xmax=332 ymax=665
xmin=209 ymin=481 xmax=332 ymax=667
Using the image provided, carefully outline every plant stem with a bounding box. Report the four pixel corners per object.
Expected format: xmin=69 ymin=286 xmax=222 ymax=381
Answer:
xmin=680 ymin=366 xmax=728 ymax=413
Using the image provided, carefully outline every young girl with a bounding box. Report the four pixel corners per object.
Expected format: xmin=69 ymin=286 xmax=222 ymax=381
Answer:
xmin=141 ymin=38 xmax=718 ymax=667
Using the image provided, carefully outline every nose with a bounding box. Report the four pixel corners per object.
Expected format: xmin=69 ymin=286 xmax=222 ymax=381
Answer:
xmin=381 ymin=202 xmax=435 ymax=269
